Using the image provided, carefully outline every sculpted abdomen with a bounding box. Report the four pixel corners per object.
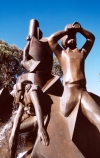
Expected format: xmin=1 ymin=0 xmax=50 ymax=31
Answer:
xmin=60 ymin=50 xmax=85 ymax=83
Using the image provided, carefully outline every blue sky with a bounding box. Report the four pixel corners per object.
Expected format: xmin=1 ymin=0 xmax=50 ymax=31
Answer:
xmin=0 ymin=0 xmax=100 ymax=95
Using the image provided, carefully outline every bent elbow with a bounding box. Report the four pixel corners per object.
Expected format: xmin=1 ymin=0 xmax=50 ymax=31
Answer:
xmin=48 ymin=35 xmax=57 ymax=47
xmin=88 ymin=34 xmax=95 ymax=44
xmin=49 ymin=34 xmax=55 ymax=39
xmin=91 ymin=33 xmax=95 ymax=43
xmin=92 ymin=34 xmax=95 ymax=42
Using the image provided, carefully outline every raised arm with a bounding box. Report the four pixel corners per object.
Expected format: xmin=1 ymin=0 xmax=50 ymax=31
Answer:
xmin=73 ymin=22 xmax=95 ymax=58
xmin=48 ymin=29 xmax=69 ymax=56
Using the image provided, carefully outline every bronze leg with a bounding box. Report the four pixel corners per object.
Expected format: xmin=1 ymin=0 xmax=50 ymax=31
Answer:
xmin=81 ymin=91 xmax=100 ymax=131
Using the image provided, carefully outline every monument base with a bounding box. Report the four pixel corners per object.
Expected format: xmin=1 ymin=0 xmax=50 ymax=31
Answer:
xmin=73 ymin=93 xmax=100 ymax=158
xmin=31 ymin=95 xmax=84 ymax=158
xmin=1 ymin=92 xmax=100 ymax=158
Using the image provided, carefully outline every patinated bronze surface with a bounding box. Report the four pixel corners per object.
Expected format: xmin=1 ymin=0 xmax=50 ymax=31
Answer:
xmin=48 ymin=22 xmax=100 ymax=132
xmin=21 ymin=19 xmax=53 ymax=73
xmin=5 ymin=19 xmax=61 ymax=158
xmin=0 ymin=20 xmax=100 ymax=158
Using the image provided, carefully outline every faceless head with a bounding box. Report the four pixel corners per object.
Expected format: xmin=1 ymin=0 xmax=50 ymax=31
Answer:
xmin=61 ymin=35 xmax=77 ymax=49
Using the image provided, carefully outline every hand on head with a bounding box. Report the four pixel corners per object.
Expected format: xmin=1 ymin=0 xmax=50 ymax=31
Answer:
xmin=64 ymin=24 xmax=73 ymax=31
xmin=72 ymin=22 xmax=81 ymax=29
xmin=64 ymin=22 xmax=81 ymax=38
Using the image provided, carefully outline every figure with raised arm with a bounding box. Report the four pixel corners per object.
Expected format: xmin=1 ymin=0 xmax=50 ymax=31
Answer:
xmin=48 ymin=22 xmax=100 ymax=132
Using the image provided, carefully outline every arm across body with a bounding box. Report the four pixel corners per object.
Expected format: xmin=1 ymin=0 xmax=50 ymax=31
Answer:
xmin=48 ymin=22 xmax=95 ymax=59
xmin=48 ymin=23 xmax=78 ymax=55
xmin=48 ymin=29 xmax=69 ymax=56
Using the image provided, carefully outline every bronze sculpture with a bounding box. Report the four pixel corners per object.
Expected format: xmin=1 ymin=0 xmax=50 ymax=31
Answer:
xmin=8 ymin=19 xmax=60 ymax=158
xmin=21 ymin=19 xmax=53 ymax=74
xmin=48 ymin=22 xmax=100 ymax=132
xmin=9 ymin=82 xmax=49 ymax=157
xmin=1 ymin=19 xmax=100 ymax=158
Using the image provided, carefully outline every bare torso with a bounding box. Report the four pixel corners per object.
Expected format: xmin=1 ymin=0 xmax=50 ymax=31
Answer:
xmin=59 ymin=47 xmax=86 ymax=116
xmin=58 ymin=47 xmax=86 ymax=85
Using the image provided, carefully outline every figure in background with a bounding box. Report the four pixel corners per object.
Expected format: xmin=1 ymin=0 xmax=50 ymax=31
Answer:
xmin=48 ymin=22 xmax=100 ymax=132
xmin=21 ymin=19 xmax=53 ymax=74
xmin=9 ymin=82 xmax=49 ymax=157
xmin=9 ymin=19 xmax=60 ymax=157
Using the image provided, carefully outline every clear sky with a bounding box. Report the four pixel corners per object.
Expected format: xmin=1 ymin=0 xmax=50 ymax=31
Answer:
xmin=0 ymin=0 xmax=100 ymax=95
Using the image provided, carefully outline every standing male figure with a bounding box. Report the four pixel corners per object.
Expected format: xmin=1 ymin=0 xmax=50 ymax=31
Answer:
xmin=48 ymin=22 xmax=100 ymax=132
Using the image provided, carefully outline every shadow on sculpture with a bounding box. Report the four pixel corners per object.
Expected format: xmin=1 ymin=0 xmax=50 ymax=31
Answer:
xmin=73 ymin=93 xmax=100 ymax=158
xmin=0 ymin=19 xmax=100 ymax=158
xmin=48 ymin=22 xmax=100 ymax=158
xmin=48 ymin=21 xmax=100 ymax=132
xmin=6 ymin=19 xmax=63 ymax=158
xmin=0 ymin=88 xmax=13 ymax=123
xmin=9 ymin=82 xmax=53 ymax=158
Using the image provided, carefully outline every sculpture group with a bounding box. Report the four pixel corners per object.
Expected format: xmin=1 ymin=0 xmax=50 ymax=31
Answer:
xmin=0 ymin=19 xmax=100 ymax=158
